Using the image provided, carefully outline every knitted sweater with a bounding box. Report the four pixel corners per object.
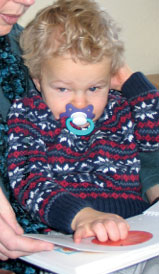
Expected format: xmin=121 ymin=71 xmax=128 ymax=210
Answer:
xmin=7 ymin=73 xmax=159 ymax=233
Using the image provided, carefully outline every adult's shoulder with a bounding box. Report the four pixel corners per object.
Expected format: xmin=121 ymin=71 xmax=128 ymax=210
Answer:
xmin=9 ymin=23 xmax=23 ymax=38
xmin=8 ymin=24 xmax=36 ymax=91
xmin=8 ymin=23 xmax=23 ymax=55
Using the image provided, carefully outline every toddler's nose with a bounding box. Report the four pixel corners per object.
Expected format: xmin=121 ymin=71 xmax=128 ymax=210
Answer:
xmin=72 ymin=92 xmax=88 ymax=109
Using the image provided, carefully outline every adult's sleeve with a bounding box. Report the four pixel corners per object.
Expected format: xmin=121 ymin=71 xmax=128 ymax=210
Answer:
xmin=122 ymin=72 xmax=159 ymax=200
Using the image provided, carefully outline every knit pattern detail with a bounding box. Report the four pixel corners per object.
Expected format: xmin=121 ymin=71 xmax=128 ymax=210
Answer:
xmin=7 ymin=89 xmax=159 ymax=233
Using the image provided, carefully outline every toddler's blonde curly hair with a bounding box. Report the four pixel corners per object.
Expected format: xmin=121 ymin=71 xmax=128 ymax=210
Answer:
xmin=20 ymin=0 xmax=124 ymax=79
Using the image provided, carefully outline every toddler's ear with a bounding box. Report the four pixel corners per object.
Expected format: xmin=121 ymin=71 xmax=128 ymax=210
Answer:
xmin=33 ymin=78 xmax=41 ymax=91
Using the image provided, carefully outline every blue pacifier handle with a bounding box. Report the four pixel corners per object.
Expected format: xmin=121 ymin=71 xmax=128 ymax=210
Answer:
xmin=60 ymin=104 xmax=95 ymax=119
xmin=66 ymin=118 xmax=94 ymax=136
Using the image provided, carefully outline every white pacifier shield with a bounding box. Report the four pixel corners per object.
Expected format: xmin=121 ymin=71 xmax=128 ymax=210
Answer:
xmin=71 ymin=112 xmax=87 ymax=126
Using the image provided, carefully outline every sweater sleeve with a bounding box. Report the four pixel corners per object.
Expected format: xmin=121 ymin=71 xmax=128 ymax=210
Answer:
xmin=122 ymin=72 xmax=159 ymax=151
xmin=7 ymin=98 xmax=91 ymax=233
xmin=139 ymin=150 xmax=159 ymax=201
xmin=122 ymin=72 xmax=159 ymax=200
xmin=122 ymin=72 xmax=156 ymax=95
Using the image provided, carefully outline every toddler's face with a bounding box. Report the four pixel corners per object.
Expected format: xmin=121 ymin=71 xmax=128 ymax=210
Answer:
xmin=34 ymin=54 xmax=111 ymax=124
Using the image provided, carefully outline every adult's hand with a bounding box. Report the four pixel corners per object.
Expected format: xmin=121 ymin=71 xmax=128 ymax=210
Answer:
xmin=0 ymin=188 xmax=53 ymax=260
xmin=146 ymin=185 xmax=159 ymax=204
xmin=110 ymin=65 xmax=133 ymax=91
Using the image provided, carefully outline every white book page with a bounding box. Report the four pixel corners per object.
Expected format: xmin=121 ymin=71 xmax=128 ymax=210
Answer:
xmin=143 ymin=201 xmax=159 ymax=216
xmin=26 ymin=202 xmax=159 ymax=252
xmin=23 ymin=202 xmax=159 ymax=274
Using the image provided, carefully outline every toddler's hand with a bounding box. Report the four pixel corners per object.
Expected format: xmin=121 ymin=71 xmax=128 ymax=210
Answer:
xmin=72 ymin=207 xmax=130 ymax=244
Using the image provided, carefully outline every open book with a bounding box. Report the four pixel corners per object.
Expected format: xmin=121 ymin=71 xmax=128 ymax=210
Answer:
xmin=22 ymin=202 xmax=159 ymax=274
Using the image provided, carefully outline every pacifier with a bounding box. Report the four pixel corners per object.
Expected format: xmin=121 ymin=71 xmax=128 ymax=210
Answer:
xmin=60 ymin=104 xmax=95 ymax=136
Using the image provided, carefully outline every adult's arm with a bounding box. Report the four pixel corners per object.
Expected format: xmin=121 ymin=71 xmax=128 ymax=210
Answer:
xmin=111 ymin=65 xmax=159 ymax=203
xmin=139 ymin=150 xmax=159 ymax=203
xmin=0 ymin=188 xmax=53 ymax=260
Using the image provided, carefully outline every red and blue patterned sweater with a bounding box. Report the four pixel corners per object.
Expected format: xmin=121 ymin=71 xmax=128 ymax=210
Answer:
xmin=7 ymin=72 xmax=159 ymax=233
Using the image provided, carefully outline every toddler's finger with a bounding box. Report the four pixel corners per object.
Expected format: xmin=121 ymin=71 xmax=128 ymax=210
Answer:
xmin=74 ymin=226 xmax=93 ymax=243
xmin=73 ymin=226 xmax=86 ymax=243
xmin=104 ymin=220 xmax=121 ymax=241
xmin=92 ymin=222 xmax=109 ymax=242
xmin=118 ymin=221 xmax=130 ymax=240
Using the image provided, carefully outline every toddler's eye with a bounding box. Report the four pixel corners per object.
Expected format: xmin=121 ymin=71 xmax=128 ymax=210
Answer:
xmin=59 ymin=87 xmax=67 ymax=92
xmin=89 ymin=86 xmax=98 ymax=92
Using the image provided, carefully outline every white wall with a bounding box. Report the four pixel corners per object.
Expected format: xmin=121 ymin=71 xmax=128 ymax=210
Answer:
xmin=19 ymin=0 xmax=159 ymax=74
